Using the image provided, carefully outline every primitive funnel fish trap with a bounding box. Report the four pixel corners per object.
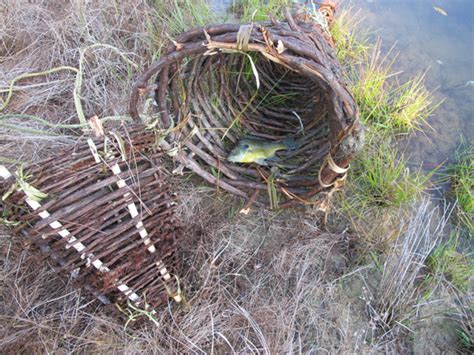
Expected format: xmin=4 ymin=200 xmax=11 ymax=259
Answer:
xmin=0 ymin=125 xmax=182 ymax=309
xmin=130 ymin=7 xmax=363 ymax=208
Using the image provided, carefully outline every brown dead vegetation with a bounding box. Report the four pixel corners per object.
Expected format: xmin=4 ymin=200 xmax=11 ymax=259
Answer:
xmin=0 ymin=1 xmax=469 ymax=353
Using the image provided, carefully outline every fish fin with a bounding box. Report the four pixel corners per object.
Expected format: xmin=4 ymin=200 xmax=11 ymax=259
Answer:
xmin=282 ymin=136 xmax=298 ymax=150
xmin=255 ymin=159 xmax=268 ymax=166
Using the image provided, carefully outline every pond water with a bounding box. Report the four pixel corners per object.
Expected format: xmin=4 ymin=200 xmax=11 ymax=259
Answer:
xmin=348 ymin=0 xmax=473 ymax=170
xmin=210 ymin=0 xmax=474 ymax=169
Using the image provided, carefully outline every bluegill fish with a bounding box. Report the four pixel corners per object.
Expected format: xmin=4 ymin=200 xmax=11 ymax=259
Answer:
xmin=227 ymin=136 xmax=297 ymax=166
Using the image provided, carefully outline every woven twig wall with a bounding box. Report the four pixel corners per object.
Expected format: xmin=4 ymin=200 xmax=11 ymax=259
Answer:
xmin=0 ymin=125 xmax=182 ymax=309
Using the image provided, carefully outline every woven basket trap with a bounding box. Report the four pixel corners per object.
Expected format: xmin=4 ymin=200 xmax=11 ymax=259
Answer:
xmin=130 ymin=8 xmax=363 ymax=208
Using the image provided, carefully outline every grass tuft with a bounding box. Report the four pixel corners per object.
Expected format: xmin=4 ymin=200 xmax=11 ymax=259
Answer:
xmin=330 ymin=8 xmax=371 ymax=65
xmin=349 ymin=138 xmax=431 ymax=208
xmin=455 ymin=305 xmax=474 ymax=353
xmin=350 ymin=43 xmax=396 ymax=129
xmin=390 ymin=72 xmax=439 ymax=131
xmin=231 ymin=0 xmax=292 ymax=22
xmin=152 ymin=0 xmax=215 ymax=36
xmin=447 ymin=138 xmax=474 ymax=234
xmin=346 ymin=41 xmax=438 ymax=132
xmin=427 ymin=233 xmax=473 ymax=291
xmin=337 ymin=132 xmax=435 ymax=254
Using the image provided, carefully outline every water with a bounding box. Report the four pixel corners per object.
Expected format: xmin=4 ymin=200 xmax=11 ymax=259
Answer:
xmin=348 ymin=0 xmax=473 ymax=169
xmin=210 ymin=0 xmax=474 ymax=168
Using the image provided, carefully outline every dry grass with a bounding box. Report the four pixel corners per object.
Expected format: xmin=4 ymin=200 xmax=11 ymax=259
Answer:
xmin=332 ymin=200 xmax=462 ymax=352
xmin=0 ymin=0 xmax=162 ymax=161
xmin=0 ymin=1 xmax=465 ymax=353
xmin=371 ymin=201 xmax=449 ymax=339
xmin=1 ymin=182 xmax=461 ymax=353
xmin=0 ymin=186 xmax=365 ymax=353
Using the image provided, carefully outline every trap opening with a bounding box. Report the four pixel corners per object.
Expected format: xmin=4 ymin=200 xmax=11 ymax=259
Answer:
xmin=213 ymin=52 xmax=329 ymax=147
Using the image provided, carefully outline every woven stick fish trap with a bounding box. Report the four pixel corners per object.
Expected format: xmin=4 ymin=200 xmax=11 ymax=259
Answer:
xmin=0 ymin=125 xmax=182 ymax=309
xmin=130 ymin=8 xmax=363 ymax=208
